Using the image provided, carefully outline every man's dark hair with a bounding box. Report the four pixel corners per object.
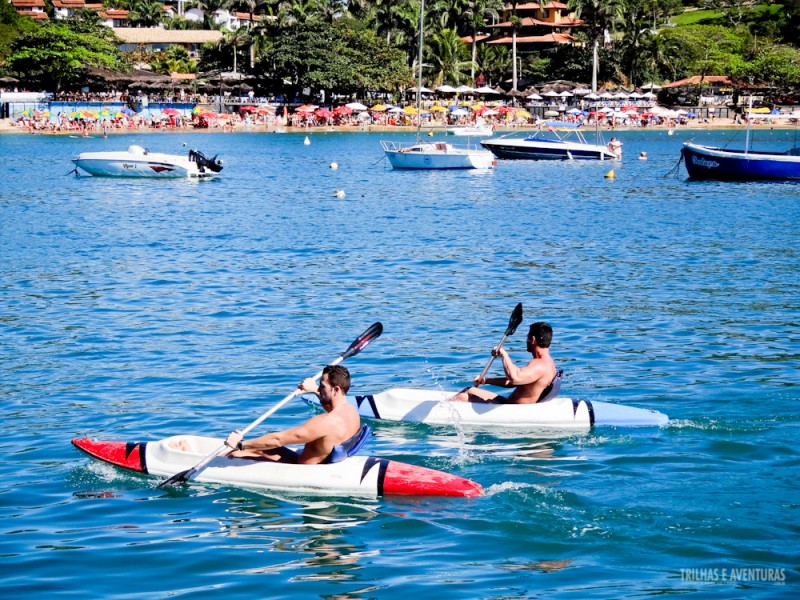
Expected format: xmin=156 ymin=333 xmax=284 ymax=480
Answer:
xmin=323 ymin=364 xmax=350 ymax=393
xmin=528 ymin=322 xmax=553 ymax=348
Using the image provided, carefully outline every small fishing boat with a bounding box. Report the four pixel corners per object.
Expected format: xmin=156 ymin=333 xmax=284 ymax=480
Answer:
xmin=305 ymin=388 xmax=668 ymax=429
xmin=379 ymin=0 xmax=495 ymax=171
xmin=381 ymin=140 xmax=496 ymax=170
xmin=681 ymin=142 xmax=800 ymax=180
xmin=72 ymin=435 xmax=483 ymax=498
xmin=681 ymin=98 xmax=800 ymax=181
xmin=481 ymin=121 xmax=618 ymax=161
xmin=73 ymin=145 xmax=223 ymax=178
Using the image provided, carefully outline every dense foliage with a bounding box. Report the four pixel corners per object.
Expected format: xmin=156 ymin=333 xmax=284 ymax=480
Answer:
xmin=2 ymin=1 xmax=800 ymax=94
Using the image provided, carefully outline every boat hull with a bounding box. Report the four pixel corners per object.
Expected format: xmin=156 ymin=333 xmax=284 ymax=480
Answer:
xmin=446 ymin=126 xmax=494 ymax=137
xmin=72 ymin=435 xmax=482 ymax=498
xmin=306 ymin=388 xmax=668 ymax=429
xmin=681 ymin=142 xmax=800 ymax=180
xmin=381 ymin=141 xmax=495 ymax=170
xmin=481 ymin=139 xmax=616 ymax=161
xmin=72 ymin=146 xmax=221 ymax=178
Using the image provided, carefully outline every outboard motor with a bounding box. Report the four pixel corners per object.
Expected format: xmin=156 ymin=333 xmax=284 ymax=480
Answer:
xmin=188 ymin=149 xmax=224 ymax=173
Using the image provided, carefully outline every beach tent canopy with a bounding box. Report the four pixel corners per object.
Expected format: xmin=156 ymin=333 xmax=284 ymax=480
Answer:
xmin=436 ymin=85 xmax=457 ymax=93
xmin=345 ymin=102 xmax=368 ymax=111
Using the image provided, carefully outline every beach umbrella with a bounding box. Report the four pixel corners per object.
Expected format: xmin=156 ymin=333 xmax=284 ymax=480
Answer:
xmin=566 ymin=108 xmax=582 ymax=114
xmin=614 ymin=91 xmax=629 ymax=99
xmin=436 ymin=85 xmax=457 ymax=93
xmin=114 ymin=111 xmax=126 ymax=118
xmin=370 ymin=104 xmax=387 ymax=112
xmin=585 ymin=93 xmax=600 ymax=100
xmin=314 ymin=108 xmax=333 ymax=118
xmin=527 ymin=93 xmax=543 ymax=100
xmin=455 ymin=85 xmax=475 ymax=94
xmin=643 ymin=92 xmax=657 ymax=99
xmin=333 ymin=105 xmax=353 ymax=116
xmin=544 ymin=110 xmax=560 ymax=117
xmin=162 ymin=107 xmax=181 ymax=116
xmin=451 ymin=108 xmax=469 ymax=116
xmin=482 ymin=109 xmax=499 ymax=116
xmin=345 ymin=102 xmax=368 ymax=111
xmin=573 ymin=88 xmax=592 ymax=95
xmin=409 ymin=86 xmax=433 ymax=93
xmin=403 ymin=106 xmax=418 ymax=115
xmin=543 ymin=90 xmax=560 ymax=97
xmin=295 ymin=104 xmax=318 ymax=113
xmin=475 ymin=86 xmax=500 ymax=94
xmin=559 ymin=91 xmax=573 ymax=98
xmin=239 ymin=105 xmax=257 ymax=112
xmin=628 ymin=92 xmax=644 ymax=99
xmin=198 ymin=111 xmax=218 ymax=119
xmin=428 ymin=105 xmax=448 ymax=112
xmin=599 ymin=92 xmax=614 ymax=99
xmin=387 ymin=106 xmax=404 ymax=113
xmin=515 ymin=109 xmax=532 ymax=118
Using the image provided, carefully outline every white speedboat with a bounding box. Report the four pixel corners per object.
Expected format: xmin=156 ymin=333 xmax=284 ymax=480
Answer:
xmin=481 ymin=122 xmax=618 ymax=161
xmin=72 ymin=435 xmax=482 ymax=497
xmin=381 ymin=140 xmax=496 ymax=170
xmin=306 ymin=388 xmax=668 ymax=429
xmin=446 ymin=125 xmax=494 ymax=137
xmin=73 ymin=145 xmax=223 ymax=178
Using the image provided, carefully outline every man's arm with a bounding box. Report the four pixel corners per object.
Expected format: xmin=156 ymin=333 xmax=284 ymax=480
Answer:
xmin=226 ymin=414 xmax=328 ymax=450
xmin=498 ymin=348 xmax=545 ymax=385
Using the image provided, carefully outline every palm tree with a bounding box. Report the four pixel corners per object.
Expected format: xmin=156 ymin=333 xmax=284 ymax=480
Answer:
xmin=128 ymin=0 xmax=167 ymax=27
xmin=568 ymin=0 xmax=625 ymax=91
xmin=191 ymin=0 xmax=232 ymax=29
xmin=426 ymin=27 xmax=473 ymax=85
xmin=463 ymin=0 xmax=502 ymax=82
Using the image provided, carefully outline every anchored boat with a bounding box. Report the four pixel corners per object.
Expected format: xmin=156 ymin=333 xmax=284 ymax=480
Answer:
xmin=73 ymin=145 xmax=223 ymax=178
xmin=481 ymin=121 xmax=619 ymax=161
xmin=306 ymin=388 xmax=668 ymax=429
xmin=72 ymin=435 xmax=482 ymax=498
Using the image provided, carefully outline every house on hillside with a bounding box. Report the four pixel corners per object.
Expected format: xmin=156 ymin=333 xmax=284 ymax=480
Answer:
xmin=462 ymin=1 xmax=584 ymax=51
xmin=10 ymin=0 xmax=48 ymax=20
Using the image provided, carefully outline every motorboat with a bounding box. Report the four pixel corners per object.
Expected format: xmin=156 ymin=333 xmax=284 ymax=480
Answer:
xmin=381 ymin=140 xmax=496 ymax=170
xmin=73 ymin=145 xmax=223 ymax=178
xmin=481 ymin=121 xmax=619 ymax=160
xmin=305 ymin=388 xmax=669 ymax=429
xmin=380 ymin=0 xmax=495 ymax=171
xmin=72 ymin=435 xmax=482 ymax=497
xmin=681 ymin=142 xmax=800 ymax=180
xmin=446 ymin=125 xmax=494 ymax=137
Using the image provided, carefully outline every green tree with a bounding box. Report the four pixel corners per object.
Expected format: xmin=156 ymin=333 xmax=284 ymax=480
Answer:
xmin=425 ymin=27 xmax=472 ymax=85
xmin=463 ymin=0 xmax=503 ymax=82
xmin=0 ymin=0 xmax=26 ymax=62
xmin=7 ymin=19 xmax=124 ymax=91
xmin=128 ymin=0 xmax=167 ymax=27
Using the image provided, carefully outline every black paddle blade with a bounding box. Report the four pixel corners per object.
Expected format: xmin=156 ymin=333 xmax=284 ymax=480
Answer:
xmin=506 ymin=303 xmax=523 ymax=336
xmin=341 ymin=322 xmax=383 ymax=360
xmin=157 ymin=467 xmax=194 ymax=488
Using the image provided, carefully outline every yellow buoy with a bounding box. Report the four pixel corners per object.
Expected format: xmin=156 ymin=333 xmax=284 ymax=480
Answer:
xmin=428 ymin=131 xmax=434 ymax=137
xmin=605 ymin=170 xmax=615 ymax=179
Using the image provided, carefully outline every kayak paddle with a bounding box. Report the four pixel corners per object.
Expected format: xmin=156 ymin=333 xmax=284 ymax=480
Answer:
xmin=477 ymin=303 xmax=523 ymax=382
xmin=157 ymin=322 xmax=384 ymax=488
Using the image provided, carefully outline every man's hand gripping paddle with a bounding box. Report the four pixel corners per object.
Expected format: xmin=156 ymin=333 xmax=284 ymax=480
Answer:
xmin=157 ymin=322 xmax=383 ymax=488
xmin=476 ymin=304 xmax=523 ymax=383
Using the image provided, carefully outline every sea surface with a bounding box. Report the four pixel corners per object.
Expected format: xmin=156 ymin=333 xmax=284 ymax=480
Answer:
xmin=1 ymin=127 xmax=798 ymax=598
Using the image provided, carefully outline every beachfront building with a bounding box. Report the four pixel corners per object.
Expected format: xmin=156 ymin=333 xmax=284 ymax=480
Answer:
xmin=462 ymin=2 xmax=584 ymax=51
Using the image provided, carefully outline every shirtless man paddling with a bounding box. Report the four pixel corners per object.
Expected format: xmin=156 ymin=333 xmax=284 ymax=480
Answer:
xmin=451 ymin=322 xmax=559 ymax=404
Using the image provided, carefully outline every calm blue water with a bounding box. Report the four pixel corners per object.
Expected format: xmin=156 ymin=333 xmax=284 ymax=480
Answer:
xmin=1 ymin=128 xmax=798 ymax=598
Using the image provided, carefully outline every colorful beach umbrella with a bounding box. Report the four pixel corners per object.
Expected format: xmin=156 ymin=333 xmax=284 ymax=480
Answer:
xmin=162 ymin=108 xmax=181 ymax=116
xmin=370 ymin=104 xmax=387 ymax=112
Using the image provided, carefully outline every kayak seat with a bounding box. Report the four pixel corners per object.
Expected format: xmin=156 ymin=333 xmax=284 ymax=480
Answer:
xmin=325 ymin=424 xmax=372 ymax=464
xmin=538 ymin=370 xmax=563 ymax=403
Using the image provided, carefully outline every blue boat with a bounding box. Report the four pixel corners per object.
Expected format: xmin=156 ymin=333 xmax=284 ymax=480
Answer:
xmin=682 ymin=142 xmax=800 ymax=181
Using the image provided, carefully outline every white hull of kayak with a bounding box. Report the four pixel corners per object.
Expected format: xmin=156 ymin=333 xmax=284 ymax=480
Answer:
xmin=72 ymin=435 xmax=482 ymax=497
xmin=307 ymin=388 xmax=668 ymax=428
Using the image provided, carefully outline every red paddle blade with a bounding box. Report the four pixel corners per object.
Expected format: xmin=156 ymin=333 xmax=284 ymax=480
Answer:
xmin=341 ymin=322 xmax=383 ymax=360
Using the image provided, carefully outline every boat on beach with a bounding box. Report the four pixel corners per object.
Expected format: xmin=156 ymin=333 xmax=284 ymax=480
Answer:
xmin=481 ymin=121 xmax=619 ymax=161
xmin=305 ymin=388 xmax=669 ymax=429
xmin=73 ymin=435 xmax=483 ymax=497
xmin=72 ymin=145 xmax=223 ymax=178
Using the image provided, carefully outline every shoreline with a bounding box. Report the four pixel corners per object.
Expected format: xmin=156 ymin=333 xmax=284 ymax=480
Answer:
xmin=1 ymin=117 xmax=796 ymax=135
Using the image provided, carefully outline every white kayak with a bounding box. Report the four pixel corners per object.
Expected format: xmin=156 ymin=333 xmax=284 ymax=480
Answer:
xmin=72 ymin=435 xmax=482 ymax=498
xmin=305 ymin=388 xmax=668 ymax=428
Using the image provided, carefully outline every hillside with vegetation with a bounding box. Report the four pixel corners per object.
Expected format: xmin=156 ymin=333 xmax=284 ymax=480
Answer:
xmin=1 ymin=1 xmax=799 ymax=98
